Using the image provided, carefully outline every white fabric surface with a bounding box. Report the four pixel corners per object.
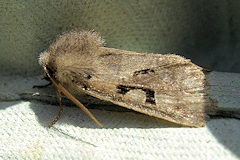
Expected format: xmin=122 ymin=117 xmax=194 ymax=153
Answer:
xmin=0 ymin=73 xmax=240 ymax=159
xmin=0 ymin=101 xmax=239 ymax=159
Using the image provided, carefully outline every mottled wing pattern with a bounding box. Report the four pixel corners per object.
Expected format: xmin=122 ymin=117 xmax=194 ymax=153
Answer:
xmin=72 ymin=48 xmax=217 ymax=127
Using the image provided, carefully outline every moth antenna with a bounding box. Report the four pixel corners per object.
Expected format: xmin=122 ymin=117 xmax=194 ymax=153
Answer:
xmin=49 ymin=89 xmax=63 ymax=128
xmin=44 ymin=67 xmax=103 ymax=127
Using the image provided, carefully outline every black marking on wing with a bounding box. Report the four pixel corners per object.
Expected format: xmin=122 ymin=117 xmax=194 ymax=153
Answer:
xmin=117 ymin=85 xmax=130 ymax=94
xmin=143 ymin=89 xmax=156 ymax=104
xmin=117 ymin=85 xmax=156 ymax=105
xmin=133 ymin=68 xmax=155 ymax=76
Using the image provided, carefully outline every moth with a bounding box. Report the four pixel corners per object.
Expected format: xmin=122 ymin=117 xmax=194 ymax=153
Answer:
xmin=39 ymin=30 xmax=217 ymax=127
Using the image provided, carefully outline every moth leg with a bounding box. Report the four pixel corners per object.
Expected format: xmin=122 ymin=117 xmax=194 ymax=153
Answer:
xmin=33 ymin=82 xmax=52 ymax=88
xmin=33 ymin=73 xmax=52 ymax=88
xmin=59 ymin=85 xmax=104 ymax=127
xmin=49 ymin=89 xmax=63 ymax=128
xmin=44 ymin=67 xmax=103 ymax=127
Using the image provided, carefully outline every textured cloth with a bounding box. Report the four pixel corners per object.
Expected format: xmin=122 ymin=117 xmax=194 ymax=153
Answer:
xmin=0 ymin=101 xmax=239 ymax=159
xmin=0 ymin=73 xmax=240 ymax=159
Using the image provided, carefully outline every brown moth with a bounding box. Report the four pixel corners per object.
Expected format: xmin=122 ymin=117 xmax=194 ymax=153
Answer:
xmin=39 ymin=30 xmax=217 ymax=127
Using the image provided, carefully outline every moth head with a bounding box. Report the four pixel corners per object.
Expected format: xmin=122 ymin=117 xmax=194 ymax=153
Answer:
xmin=38 ymin=30 xmax=105 ymax=84
xmin=39 ymin=51 xmax=56 ymax=79
xmin=39 ymin=51 xmax=50 ymax=68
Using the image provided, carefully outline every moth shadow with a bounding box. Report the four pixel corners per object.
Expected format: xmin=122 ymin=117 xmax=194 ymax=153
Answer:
xmin=0 ymin=101 xmax=20 ymax=110
xmin=29 ymin=100 xmax=240 ymax=158
xmin=207 ymin=118 xmax=240 ymax=158
xmin=30 ymin=102 xmax=182 ymax=129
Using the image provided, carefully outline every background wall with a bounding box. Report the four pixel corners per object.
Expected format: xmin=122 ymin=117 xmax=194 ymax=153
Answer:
xmin=1 ymin=0 xmax=240 ymax=75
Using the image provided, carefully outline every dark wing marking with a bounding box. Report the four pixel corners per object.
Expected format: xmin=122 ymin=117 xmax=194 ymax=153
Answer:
xmin=71 ymin=48 xmax=217 ymax=127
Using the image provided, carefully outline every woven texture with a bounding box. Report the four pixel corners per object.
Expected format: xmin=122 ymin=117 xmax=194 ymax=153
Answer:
xmin=0 ymin=72 xmax=240 ymax=159
xmin=0 ymin=101 xmax=240 ymax=159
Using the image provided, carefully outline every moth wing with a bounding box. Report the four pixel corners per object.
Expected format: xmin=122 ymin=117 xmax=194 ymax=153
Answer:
xmin=73 ymin=48 xmax=217 ymax=127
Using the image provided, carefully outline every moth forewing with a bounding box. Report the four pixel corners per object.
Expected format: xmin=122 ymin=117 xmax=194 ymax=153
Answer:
xmin=39 ymin=30 xmax=217 ymax=127
xmin=73 ymin=48 xmax=216 ymax=127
